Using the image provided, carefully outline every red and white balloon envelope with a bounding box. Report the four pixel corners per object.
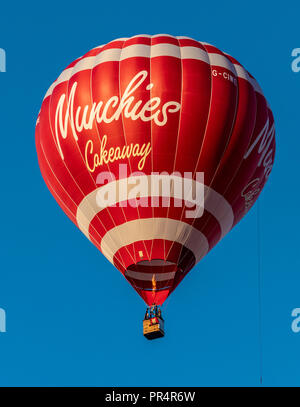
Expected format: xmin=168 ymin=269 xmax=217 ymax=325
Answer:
xmin=35 ymin=35 xmax=275 ymax=307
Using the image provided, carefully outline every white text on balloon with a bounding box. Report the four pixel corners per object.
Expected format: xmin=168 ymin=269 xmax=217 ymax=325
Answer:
xmin=54 ymin=70 xmax=181 ymax=161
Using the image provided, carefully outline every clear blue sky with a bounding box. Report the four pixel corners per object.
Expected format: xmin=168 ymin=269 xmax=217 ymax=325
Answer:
xmin=0 ymin=0 xmax=299 ymax=387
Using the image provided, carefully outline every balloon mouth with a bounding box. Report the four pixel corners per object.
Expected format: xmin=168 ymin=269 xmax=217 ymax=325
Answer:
xmin=125 ymin=259 xmax=182 ymax=305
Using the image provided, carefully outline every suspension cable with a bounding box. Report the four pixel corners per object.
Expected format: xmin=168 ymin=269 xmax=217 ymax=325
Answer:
xmin=257 ymin=200 xmax=263 ymax=385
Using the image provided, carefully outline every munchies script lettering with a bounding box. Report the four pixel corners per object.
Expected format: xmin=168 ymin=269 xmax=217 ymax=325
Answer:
xmin=54 ymin=70 xmax=181 ymax=171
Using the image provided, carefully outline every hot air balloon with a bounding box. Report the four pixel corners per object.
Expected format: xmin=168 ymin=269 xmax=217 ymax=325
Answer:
xmin=35 ymin=34 xmax=275 ymax=340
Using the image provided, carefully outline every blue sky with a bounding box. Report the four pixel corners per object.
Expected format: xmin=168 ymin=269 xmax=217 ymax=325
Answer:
xmin=0 ymin=0 xmax=299 ymax=387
